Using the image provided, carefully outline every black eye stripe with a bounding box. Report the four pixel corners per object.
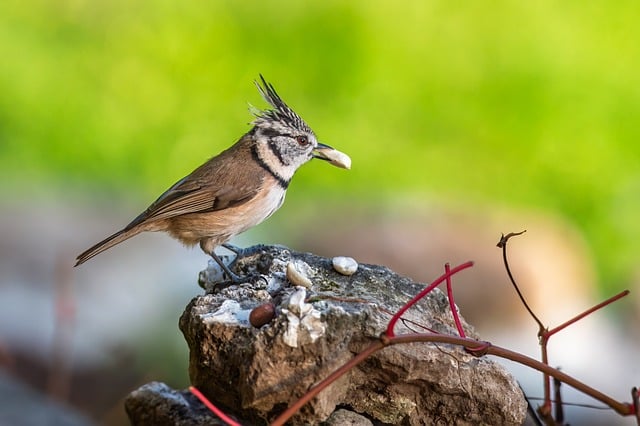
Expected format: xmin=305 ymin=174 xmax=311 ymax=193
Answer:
xmin=251 ymin=145 xmax=290 ymax=189
xmin=268 ymin=140 xmax=286 ymax=166
xmin=260 ymin=128 xmax=283 ymax=138
xmin=261 ymin=127 xmax=311 ymax=144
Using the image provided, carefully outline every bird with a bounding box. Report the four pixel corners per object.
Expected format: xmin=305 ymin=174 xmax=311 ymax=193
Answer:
xmin=74 ymin=75 xmax=351 ymax=281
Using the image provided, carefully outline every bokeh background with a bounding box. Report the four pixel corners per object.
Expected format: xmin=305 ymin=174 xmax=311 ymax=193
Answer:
xmin=1 ymin=1 xmax=639 ymax=425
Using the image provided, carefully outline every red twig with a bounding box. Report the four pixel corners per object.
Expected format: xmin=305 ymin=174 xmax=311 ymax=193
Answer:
xmin=386 ymin=261 xmax=474 ymax=337
xmin=546 ymin=290 xmax=630 ymax=338
xmin=189 ymin=386 xmax=242 ymax=426
xmin=445 ymin=263 xmax=466 ymax=338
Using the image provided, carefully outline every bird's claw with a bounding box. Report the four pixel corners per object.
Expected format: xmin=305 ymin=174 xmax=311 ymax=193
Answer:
xmin=211 ymin=272 xmax=264 ymax=291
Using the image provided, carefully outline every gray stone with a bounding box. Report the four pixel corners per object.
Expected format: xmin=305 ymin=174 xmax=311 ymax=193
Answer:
xmin=124 ymin=381 xmax=230 ymax=426
xmin=323 ymin=408 xmax=373 ymax=425
xmin=178 ymin=245 xmax=527 ymax=425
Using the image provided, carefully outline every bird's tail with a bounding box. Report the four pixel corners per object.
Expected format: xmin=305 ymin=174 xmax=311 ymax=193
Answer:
xmin=74 ymin=227 xmax=144 ymax=267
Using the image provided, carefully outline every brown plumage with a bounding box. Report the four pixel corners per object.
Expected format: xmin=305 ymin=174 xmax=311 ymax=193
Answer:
xmin=75 ymin=76 xmax=350 ymax=280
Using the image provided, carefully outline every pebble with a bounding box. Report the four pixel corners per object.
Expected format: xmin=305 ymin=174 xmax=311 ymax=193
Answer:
xmin=332 ymin=256 xmax=358 ymax=276
xmin=286 ymin=261 xmax=313 ymax=288
xmin=249 ymin=302 xmax=276 ymax=328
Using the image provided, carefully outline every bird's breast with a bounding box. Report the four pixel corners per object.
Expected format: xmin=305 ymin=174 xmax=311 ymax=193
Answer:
xmin=212 ymin=182 xmax=287 ymax=238
xmin=247 ymin=182 xmax=287 ymax=225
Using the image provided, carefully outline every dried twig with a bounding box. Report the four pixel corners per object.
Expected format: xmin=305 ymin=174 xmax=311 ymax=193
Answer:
xmin=189 ymin=386 xmax=241 ymax=426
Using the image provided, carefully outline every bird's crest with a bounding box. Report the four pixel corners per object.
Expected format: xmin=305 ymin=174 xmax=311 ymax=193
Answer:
xmin=252 ymin=75 xmax=313 ymax=134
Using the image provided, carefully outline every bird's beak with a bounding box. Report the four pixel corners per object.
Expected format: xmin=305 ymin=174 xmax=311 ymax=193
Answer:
xmin=313 ymin=143 xmax=351 ymax=170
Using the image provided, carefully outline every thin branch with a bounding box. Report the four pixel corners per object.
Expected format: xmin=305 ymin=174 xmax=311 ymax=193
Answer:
xmin=526 ymin=397 xmax=614 ymax=410
xmin=271 ymin=332 xmax=635 ymax=425
xmin=498 ymin=231 xmax=553 ymax=418
xmin=386 ymin=261 xmax=474 ymax=337
xmin=546 ymin=290 xmax=630 ymax=338
xmin=445 ymin=263 xmax=465 ymax=338
xmin=554 ymin=376 xmax=564 ymax=424
xmin=497 ymin=231 xmax=545 ymax=331
xmin=632 ymin=387 xmax=639 ymax=425
xmin=189 ymin=386 xmax=242 ymax=426
xmin=539 ymin=340 xmax=552 ymax=421
xmin=388 ymin=333 xmax=635 ymax=417
xmin=536 ymin=289 xmax=630 ymax=420
xmin=399 ymin=317 xmax=438 ymax=334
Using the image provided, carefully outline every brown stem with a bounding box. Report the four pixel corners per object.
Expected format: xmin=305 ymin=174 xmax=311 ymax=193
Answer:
xmin=497 ymin=231 xmax=545 ymax=331
xmin=632 ymin=387 xmax=639 ymax=425
xmin=553 ymin=376 xmax=564 ymax=424
xmin=271 ymin=333 xmax=634 ymax=425
xmin=389 ymin=333 xmax=634 ymax=416
xmin=538 ymin=336 xmax=553 ymax=422
xmin=546 ymin=290 xmax=630 ymax=338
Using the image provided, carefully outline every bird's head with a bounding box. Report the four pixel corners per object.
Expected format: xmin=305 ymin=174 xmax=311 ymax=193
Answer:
xmin=251 ymin=76 xmax=350 ymax=180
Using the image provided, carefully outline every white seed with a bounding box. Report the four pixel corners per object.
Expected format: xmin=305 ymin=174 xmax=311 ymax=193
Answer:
xmin=332 ymin=256 xmax=358 ymax=276
xmin=326 ymin=149 xmax=352 ymax=170
xmin=286 ymin=261 xmax=313 ymax=288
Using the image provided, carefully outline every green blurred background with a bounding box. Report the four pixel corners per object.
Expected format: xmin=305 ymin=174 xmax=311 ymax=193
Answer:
xmin=3 ymin=0 xmax=639 ymax=292
xmin=1 ymin=0 xmax=639 ymax=423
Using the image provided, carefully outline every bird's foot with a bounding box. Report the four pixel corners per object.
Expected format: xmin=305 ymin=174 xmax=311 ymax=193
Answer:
xmin=199 ymin=245 xmax=270 ymax=291
xmin=219 ymin=243 xmax=268 ymax=272
xmin=208 ymin=250 xmax=267 ymax=287
xmin=208 ymin=251 xmax=244 ymax=282
xmin=222 ymin=243 xmax=266 ymax=258
xmin=211 ymin=272 xmax=265 ymax=291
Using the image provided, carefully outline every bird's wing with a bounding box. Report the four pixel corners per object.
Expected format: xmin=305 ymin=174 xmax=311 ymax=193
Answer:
xmin=124 ymin=170 xmax=262 ymax=231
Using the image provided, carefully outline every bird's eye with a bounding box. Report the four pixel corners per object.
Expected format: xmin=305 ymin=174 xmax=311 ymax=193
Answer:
xmin=296 ymin=135 xmax=309 ymax=146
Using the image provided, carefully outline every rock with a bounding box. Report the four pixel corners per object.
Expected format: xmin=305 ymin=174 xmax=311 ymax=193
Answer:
xmin=176 ymin=245 xmax=527 ymax=425
xmin=124 ymin=381 xmax=230 ymax=426
xmin=324 ymin=408 xmax=373 ymax=425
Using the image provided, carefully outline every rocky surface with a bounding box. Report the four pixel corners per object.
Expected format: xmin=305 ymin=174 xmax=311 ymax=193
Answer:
xmin=125 ymin=382 xmax=227 ymax=426
xmin=129 ymin=245 xmax=527 ymax=425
